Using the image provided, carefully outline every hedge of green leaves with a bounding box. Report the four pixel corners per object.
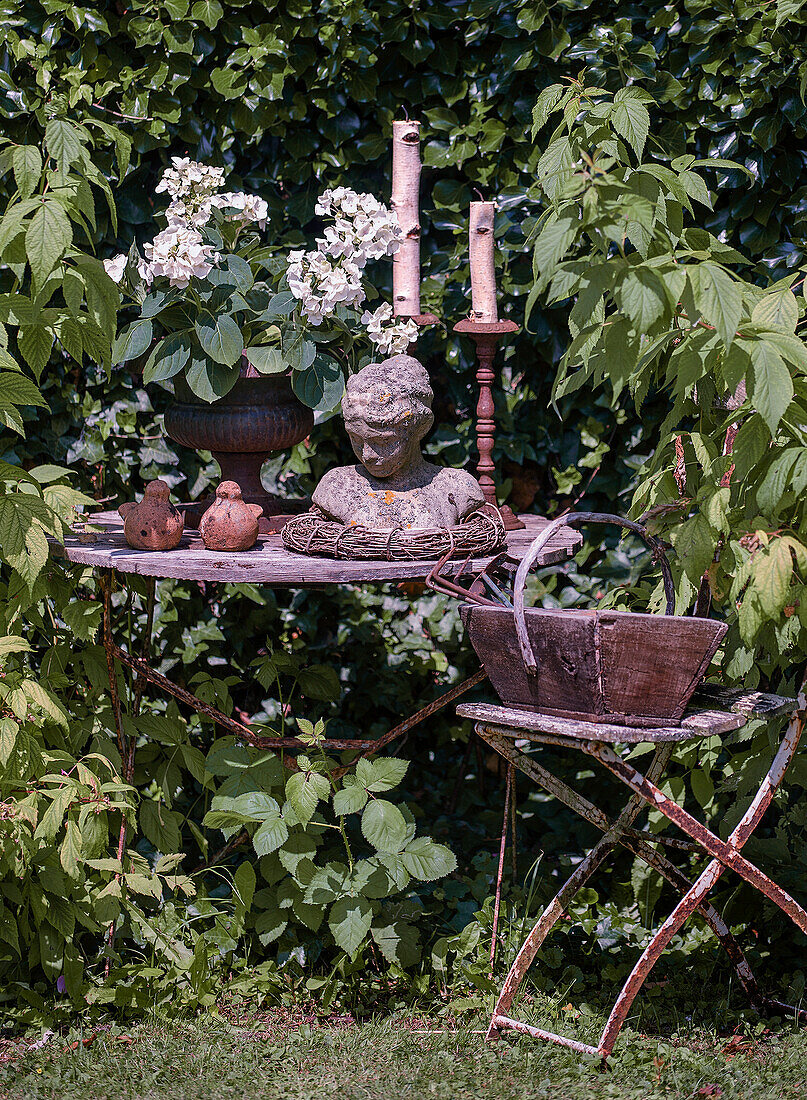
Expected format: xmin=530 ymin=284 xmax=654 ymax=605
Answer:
xmin=2 ymin=0 xmax=807 ymax=1023
xmin=5 ymin=0 xmax=807 ymax=509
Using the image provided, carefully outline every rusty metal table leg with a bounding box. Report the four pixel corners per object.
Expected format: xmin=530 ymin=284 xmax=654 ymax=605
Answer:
xmin=591 ymin=713 xmax=807 ymax=937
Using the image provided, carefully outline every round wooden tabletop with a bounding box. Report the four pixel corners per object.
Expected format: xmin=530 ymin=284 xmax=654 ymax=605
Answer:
xmin=52 ymin=512 xmax=582 ymax=587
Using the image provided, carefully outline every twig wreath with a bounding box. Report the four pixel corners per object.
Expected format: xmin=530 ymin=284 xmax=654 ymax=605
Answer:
xmin=282 ymin=505 xmax=506 ymax=561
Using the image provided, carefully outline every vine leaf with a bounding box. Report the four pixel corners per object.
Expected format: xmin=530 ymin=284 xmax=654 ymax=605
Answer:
xmin=618 ymin=268 xmax=668 ymax=331
xmin=691 ymin=264 xmax=743 ymax=348
xmin=611 ymin=90 xmax=651 ymax=159
xmin=669 ymin=513 xmax=715 ymax=582
xmin=752 ymin=288 xmax=799 ymax=332
xmin=753 ymin=540 xmax=794 ymax=617
xmin=44 ymin=119 xmax=84 ymax=167
xmin=25 ymin=201 xmax=71 ymax=285
xmin=12 ymin=145 xmax=41 ymax=200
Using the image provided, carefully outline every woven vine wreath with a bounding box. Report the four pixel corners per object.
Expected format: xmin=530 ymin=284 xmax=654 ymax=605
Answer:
xmin=282 ymin=504 xmax=506 ymax=561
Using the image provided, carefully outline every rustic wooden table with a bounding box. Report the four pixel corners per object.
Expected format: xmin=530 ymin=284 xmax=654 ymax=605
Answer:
xmin=54 ymin=511 xmax=582 ymax=585
xmin=49 ymin=510 xmax=582 ymax=766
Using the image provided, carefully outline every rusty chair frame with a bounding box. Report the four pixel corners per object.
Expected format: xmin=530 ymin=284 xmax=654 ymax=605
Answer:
xmin=457 ymin=687 xmax=807 ymax=1060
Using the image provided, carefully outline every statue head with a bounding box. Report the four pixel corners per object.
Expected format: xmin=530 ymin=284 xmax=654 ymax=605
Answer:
xmin=341 ymin=355 xmax=434 ymax=479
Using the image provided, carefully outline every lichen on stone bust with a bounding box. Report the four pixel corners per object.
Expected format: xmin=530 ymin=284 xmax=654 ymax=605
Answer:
xmin=312 ymin=354 xmax=486 ymax=530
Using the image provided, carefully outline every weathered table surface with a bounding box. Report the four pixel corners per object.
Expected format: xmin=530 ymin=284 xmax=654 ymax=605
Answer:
xmin=52 ymin=511 xmax=582 ymax=586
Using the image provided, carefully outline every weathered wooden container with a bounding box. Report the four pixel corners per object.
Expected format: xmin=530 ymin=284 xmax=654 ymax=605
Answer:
xmin=462 ymin=512 xmax=727 ymax=728
xmin=462 ymin=605 xmax=726 ymax=726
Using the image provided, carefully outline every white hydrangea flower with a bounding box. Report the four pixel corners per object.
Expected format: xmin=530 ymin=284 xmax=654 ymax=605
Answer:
xmin=137 ymin=256 xmax=154 ymax=287
xmin=318 ymin=222 xmax=357 ymax=261
xmin=320 ymin=188 xmax=346 ymax=214
xmin=103 ymin=253 xmax=127 ymax=283
xmin=287 ymin=188 xmax=401 ymax=324
xmin=155 ymin=156 xmax=270 ymax=234
xmin=315 ymin=186 xmax=385 ymax=220
xmin=288 ymin=247 xmax=365 ymax=325
xmin=352 ymin=211 xmax=401 ymax=262
xmin=165 ymin=197 xmax=215 ymax=228
xmin=361 ymin=301 xmax=394 ymax=333
xmin=211 ymin=191 xmax=269 ymax=230
xmin=154 ymin=158 xmax=272 ymax=234
xmin=313 ymin=188 xmax=401 ymax=265
xmin=155 ymin=157 xmax=226 ymax=201
xmin=143 ymin=225 xmax=219 ymax=289
xmin=360 ymin=303 xmax=418 ymax=355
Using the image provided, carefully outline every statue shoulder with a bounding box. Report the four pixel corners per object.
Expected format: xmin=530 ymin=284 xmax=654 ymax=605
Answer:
xmin=437 ymin=467 xmax=486 ymax=517
xmin=312 ymin=465 xmax=365 ymax=521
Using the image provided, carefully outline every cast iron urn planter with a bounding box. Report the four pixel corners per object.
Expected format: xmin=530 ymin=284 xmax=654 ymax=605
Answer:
xmin=164 ymin=358 xmax=313 ymax=524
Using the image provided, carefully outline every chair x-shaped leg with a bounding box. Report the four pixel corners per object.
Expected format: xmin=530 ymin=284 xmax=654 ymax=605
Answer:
xmin=475 ymin=693 xmax=807 ymax=1059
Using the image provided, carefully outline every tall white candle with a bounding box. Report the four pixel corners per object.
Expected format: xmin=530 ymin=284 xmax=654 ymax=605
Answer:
xmin=469 ymin=200 xmax=498 ymax=323
xmin=391 ymin=120 xmax=422 ymax=317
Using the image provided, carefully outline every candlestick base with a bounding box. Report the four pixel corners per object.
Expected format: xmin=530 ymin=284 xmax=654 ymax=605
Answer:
xmin=497 ymin=503 xmax=525 ymax=532
xmin=453 ymin=318 xmax=524 ymax=530
xmin=453 ymin=319 xmax=519 ymax=337
xmin=414 ymin=312 xmax=440 ymax=327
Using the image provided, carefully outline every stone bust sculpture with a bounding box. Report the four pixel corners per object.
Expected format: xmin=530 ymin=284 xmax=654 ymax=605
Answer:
xmin=312 ymin=355 xmax=486 ymax=530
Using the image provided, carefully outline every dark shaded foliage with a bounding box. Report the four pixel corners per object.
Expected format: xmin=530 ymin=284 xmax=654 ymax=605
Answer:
xmin=1 ymin=0 xmax=806 ymax=1018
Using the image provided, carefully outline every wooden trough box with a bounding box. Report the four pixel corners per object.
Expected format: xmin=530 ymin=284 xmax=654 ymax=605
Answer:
xmin=460 ymin=511 xmax=727 ymax=728
xmin=461 ymin=605 xmax=727 ymax=728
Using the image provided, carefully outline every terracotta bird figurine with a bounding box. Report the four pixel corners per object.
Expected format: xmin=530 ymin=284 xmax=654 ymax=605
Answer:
xmin=199 ymin=481 xmax=263 ymax=551
xmin=118 ymin=480 xmax=184 ymax=551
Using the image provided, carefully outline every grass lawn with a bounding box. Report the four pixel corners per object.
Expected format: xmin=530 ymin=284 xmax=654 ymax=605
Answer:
xmin=2 ymin=997 xmax=807 ymax=1100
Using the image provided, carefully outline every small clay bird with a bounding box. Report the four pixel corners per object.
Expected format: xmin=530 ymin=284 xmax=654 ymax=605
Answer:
xmin=118 ymin=480 xmax=184 ymax=551
xmin=199 ymin=481 xmax=263 ymax=551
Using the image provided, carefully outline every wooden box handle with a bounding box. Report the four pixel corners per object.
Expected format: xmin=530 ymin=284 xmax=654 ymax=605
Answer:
xmin=513 ymin=512 xmax=676 ymax=676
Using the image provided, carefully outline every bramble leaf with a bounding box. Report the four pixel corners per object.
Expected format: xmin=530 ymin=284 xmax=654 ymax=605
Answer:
xmin=749 ymin=339 xmax=794 ymax=433
xmin=400 ymin=837 xmax=457 ymax=881
xmin=328 ymin=896 xmax=373 ymax=958
xmin=285 ymin=769 xmax=331 ymax=824
xmin=361 ymin=799 xmax=408 ymax=852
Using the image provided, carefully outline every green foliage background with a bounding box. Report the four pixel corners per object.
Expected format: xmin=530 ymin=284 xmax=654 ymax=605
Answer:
xmin=7 ymin=0 xmax=807 ymax=513
xmin=2 ymin=0 xmax=807 ymax=1024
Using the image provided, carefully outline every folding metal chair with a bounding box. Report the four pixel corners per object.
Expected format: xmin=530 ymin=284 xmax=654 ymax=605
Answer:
xmin=457 ymin=685 xmax=807 ymax=1059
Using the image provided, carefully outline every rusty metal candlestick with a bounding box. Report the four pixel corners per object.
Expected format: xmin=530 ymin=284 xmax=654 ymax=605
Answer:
xmin=454 ymin=318 xmax=523 ymax=531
